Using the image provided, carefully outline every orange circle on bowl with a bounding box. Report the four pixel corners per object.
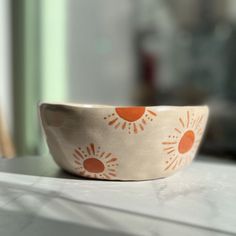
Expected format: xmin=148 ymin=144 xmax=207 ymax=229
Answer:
xmin=83 ymin=158 xmax=105 ymax=173
xmin=115 ymin=107 xmax=145 ymax=122
xmin=178 ymin=130 xmax=195 ymax=154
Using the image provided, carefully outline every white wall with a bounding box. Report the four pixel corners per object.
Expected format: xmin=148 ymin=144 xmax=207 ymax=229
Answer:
xmin=0 ymin=0 xmax=12 ymax=132
xmin=67 ymin=0 xmax=136 ymax=105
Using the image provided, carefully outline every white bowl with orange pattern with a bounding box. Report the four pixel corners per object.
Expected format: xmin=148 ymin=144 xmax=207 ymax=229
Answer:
xmin=39 ymin=103 xmax=209 ymax=181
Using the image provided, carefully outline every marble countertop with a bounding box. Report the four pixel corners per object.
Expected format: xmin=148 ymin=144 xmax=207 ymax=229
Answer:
xmin=0 ymin=156 xmax=235 ymax=236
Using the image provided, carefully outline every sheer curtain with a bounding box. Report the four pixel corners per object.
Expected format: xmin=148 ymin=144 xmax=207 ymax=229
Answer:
xmin=11 ymin=0 xmax=67 ymax=156
xmin=0 ymin=0 xmax=12 ymax=134
xmin=0 ymin=0 xmax=15 ymax=158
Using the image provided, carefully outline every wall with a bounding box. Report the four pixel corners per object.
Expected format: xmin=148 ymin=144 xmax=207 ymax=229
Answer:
xmin=67 ymin=0 xmax=136 ymax=105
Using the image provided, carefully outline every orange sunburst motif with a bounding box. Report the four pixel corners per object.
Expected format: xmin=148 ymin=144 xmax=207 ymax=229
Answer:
xmin=162 ymin=111 xmax=205 ymax=171
xmin=104 ymin=107 xmax=157 ymax=134
xmin=73 ymin=143 xmax=119 ymax=179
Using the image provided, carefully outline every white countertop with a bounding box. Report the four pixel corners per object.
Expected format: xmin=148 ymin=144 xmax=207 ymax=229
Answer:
xmin=0 ymin=157 xmax=235 ymax=236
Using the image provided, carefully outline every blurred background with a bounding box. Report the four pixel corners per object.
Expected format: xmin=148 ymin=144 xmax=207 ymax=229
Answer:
xmin=1 ymin=0 xmax=236 ymax=160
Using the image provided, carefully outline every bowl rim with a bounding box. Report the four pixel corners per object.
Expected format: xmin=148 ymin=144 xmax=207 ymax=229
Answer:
xmin=39 ymin=102 xmax=209 ymax=110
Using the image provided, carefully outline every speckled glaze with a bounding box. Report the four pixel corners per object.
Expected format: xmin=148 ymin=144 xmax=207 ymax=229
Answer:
xmin=39 ymin=103 xmax=209 ymax=181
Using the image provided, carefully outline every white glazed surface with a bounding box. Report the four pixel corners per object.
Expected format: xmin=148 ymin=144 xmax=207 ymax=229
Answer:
xmin=40 ymin=103 xmax=209 ymax=181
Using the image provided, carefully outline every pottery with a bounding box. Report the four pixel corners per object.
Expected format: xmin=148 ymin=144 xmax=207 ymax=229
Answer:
xmin=39 ymin=103 xmax=209 ymax=181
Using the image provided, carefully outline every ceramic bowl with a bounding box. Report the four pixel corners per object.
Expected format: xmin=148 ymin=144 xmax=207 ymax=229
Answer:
xmin=39 ymin=103 xmax=209 ymax=181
